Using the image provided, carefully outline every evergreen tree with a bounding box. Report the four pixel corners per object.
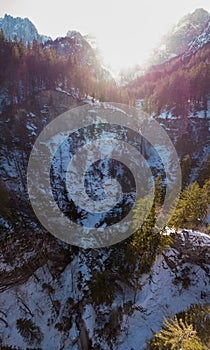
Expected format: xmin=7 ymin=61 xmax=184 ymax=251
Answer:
xmin=197 ymin=154 xmax=210 ymax=186
xmin=126 ymin=198 xmax=171 ymax=274
xmin=89 ymin=269 xmax=116 ymax=305
xmin=150 ymin=316 xmax=205 ymax=350
xmin=177 ymin=303 xmax=210 ymax=346
xmin=154 ymin=176 xmax=165 ymax=212
xmin=202 ymin=178 xmax=210 ymax=202
xmin=16 ymin=318 xmax=43 ymax=345
xmin=181 ymin=154 xmax=192 ymax=189
xmin=169 ymin=181 xmax=208 ymax=229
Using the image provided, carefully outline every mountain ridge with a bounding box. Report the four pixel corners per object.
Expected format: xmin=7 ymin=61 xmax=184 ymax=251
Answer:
xmin=148 ymin=8 xmax=210 ymax=66
xmin=0 ymin=14 xmax=51 ymax=44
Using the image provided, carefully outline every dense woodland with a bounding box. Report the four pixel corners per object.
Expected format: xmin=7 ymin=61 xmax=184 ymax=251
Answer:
xmin=0 ymin=29 xmax=131 ymax=111
xmin=1 ymin=28 xmax=210 ymax=116
xmin=126 ymin=43 xmax=210 ymax=116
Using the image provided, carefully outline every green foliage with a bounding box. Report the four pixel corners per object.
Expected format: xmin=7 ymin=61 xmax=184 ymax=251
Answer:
xmin=149 ymin=303 xmax=210 ymax=350
xmin=131 ymin=203 xmax=157 ymax=260
xmin=130 ymin=199 xmax=171 ymax=268
xmin=154 ymin=176 xmax=165 ymax=211
xmin=132 ymin=195 xmax=155 ymax=234
xmin=176 ymin=303 xmax=210 ymax=346
xmin=149 ymin=316 xmax=205 ymax=350
xmin=181 ymin=154 xmax=192 ymax=189
xmin=16 ymin=318 xmax=43 ymax=345
xmin=113 ymin=198 xmax=172 ymax=302
xmin=197 ymin=154 xmax=210 ymax=186
xmin=97 ymin=194 xmax=172 ymax=305
xmin=203 ymin=178 xmax=210 ymax=203
xmin=169 ymin=181 xmax=209 ymax=229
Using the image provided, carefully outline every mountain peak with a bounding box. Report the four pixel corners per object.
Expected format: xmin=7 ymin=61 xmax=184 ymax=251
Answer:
xmin=178 ymin=8 xmax=210 ymax=29
xmin=148 ymin=8 xmax=210 ymax=66
xmin=0 ymin=14 xmax=51 ymax=44
xmin=191 ymin=8 xmax=210 ymax=20
xmin=66 ymin=30 xmax=83 ymax=39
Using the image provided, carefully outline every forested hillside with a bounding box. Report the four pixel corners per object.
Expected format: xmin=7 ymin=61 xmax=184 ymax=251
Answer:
xmin=126 ymin=43 xmax=210 ymax=116
xmin=0 ymin=30 xmax=131 ymax=112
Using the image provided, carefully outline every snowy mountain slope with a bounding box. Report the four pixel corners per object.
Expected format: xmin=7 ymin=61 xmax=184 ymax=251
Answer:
xmin=149 ymin=8 xmax=210 ymax=66
xmin=0 ymin=14 xmax=51 ymax=44
xmin=117 ymin=231 xmax=210 ymax=350
xmin=166 ymin=8 xmax=210 ymax=54
xmin=184 ymin=20 xmax=210 ymax=57
xmin=0 ymin=91 xmax=209 ymax=348
xmin=0 ymin=230 xmax=209 ymax=349
xmin=0 ymin=89 xmax=209 ymax=237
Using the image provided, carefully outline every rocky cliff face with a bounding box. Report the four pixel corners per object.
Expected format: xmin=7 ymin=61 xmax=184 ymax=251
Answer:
xmin=184 ymin=19 xmax=210 ymax=57
xmin=164 ymin=8 xmax=210 ymax=54
xmin=0 ymin=14 xmax=51 ymax=44
xmin=157 ymin=111 xmax=210 ymax=183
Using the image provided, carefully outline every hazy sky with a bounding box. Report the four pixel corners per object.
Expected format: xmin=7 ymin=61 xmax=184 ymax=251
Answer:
xmin=0 ymin=0 xmax=210 ymax=71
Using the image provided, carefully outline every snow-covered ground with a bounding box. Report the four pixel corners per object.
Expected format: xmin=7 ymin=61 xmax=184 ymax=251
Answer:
xmin=0 ymin=90 xmax=209 ymax=349
xmin=117 ymin=240 xmax=210 ymax=349
xmin=0 ymin=230 xmax=209 ymax=350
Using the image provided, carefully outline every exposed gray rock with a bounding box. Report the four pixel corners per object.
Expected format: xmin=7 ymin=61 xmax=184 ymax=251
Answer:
xmin=0 ymin=14 xmax=51 ymax=44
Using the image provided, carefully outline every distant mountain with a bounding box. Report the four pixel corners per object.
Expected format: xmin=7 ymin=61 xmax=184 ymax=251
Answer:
xmin=0 ymin=14 xmax=51 ymax=44
xmin=44 ymin=32 xmax=112 ymax=81
xmin=45 ymin=30 xmax=93 ymax=60
xmin=118 ymin=64 xmax=146 ymax=85
xmin=149 ymin=8 xmax=210 ymax=65
xmin=0 ymin=14 xmax=111 ymax=82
